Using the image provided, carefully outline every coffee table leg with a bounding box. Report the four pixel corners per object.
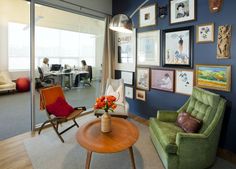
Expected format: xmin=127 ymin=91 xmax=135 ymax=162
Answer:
xmin=128 ymin=146 xmax=136 ymax=169
xmin=85 ymin=151 xmax=93 ymax=169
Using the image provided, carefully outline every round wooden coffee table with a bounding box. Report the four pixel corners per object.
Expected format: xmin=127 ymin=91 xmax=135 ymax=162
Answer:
xmin=76 ymin=117 xmax=139 ymax=169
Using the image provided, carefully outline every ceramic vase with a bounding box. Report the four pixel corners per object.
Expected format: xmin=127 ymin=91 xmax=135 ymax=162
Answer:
xmin=101 ymin=111 xmax=111 ymax=133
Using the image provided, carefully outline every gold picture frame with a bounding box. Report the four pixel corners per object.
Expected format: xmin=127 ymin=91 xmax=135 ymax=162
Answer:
xmin=195 ymin=64 xmax=231 ymax=92
xmin=196 ymin=23 xmax=215 ymax=43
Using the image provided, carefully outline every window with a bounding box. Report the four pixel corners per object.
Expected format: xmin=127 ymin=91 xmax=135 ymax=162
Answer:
xmin=8 ymin=22 xmax=97 ymax=70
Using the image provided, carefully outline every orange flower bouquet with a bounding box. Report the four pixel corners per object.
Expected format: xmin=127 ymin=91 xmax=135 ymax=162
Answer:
xmin=94 ymin=95 xmax=117 ymax=112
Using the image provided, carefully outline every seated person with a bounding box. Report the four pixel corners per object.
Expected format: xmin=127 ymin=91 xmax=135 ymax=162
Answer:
xmin=74 ymin=60 xmax=89 ymax=87
xmin=41 ymin=57 xmax=50 ymax=75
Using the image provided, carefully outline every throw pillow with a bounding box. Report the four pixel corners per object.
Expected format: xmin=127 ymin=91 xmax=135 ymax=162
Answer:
xmin=105 ymin=85 xmax=124 ymax=103
xmin=46 ymin=97 xmax=74 ymax=117
xmin=176 ymin=112 xmax=202 ymax=133
xmin=0 ymin=73 xmax=7 ymax=85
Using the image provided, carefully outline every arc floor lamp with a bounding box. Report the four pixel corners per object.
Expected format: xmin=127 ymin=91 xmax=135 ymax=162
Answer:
xmin=109 ymin=0 xmax=150 ymax=33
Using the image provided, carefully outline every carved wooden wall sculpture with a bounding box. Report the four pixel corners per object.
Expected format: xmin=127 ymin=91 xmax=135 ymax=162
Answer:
xmin=217 ymin=25 xmax=232 ymax=59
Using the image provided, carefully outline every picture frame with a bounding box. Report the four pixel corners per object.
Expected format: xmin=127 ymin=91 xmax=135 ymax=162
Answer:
xmin=125 ymin=86 xmax=134 ymax=99
xmin=196 ymin=23 xmax=214 ymax=43
xmin=136 ymin=68 xmax=150 ymax=90
xmin=121 ymin=71 xmax=133 ymax=85
xmin=115 ymin=29 xmax=136 ymax=72
xmin=136 ymin=89 xmax=146 ymax=101
xmin=139 ymin=4 xmax=157 ymax=27
xmin=137 ymin=30 xmax=160 ymax=66
xmin=151 ymin=69 xmax=175 ymax=92
xmin=162 ymin=26 xmax=193 ymax=68
xmin=170 ymin=0 xmax=196 ymax=25
xmin=175 ymin=69 xmax=194 ymax=95
xmin=195 ymin=64 xmax=231 ymax=92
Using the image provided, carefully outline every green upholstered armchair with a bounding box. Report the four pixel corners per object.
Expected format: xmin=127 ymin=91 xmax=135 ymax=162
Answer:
xmin=149 ymin=87 xmax=226 ymax=169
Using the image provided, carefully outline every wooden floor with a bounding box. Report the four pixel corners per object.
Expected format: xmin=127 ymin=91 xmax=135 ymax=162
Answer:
xmin=0 ymin=113 xmax=235 ymax=169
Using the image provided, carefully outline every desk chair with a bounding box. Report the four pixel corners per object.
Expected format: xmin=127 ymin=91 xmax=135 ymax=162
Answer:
xmin=37 ymin=67 xmax=55 ymax=88
xmin=39 ymin=86 xmax=86 ymax=142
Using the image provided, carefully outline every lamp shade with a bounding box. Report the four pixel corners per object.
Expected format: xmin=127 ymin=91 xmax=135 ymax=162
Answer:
xmin=109 ymin=14 xmax=133 ymax=33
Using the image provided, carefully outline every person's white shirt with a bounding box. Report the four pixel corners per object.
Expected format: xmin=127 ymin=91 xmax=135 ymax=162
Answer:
xmin=41 ymin=63 xmax=50 ymax=75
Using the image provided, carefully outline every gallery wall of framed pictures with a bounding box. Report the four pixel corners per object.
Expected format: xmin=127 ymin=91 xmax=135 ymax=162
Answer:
xmin=114 ymin=0 xmax=233 ymax=104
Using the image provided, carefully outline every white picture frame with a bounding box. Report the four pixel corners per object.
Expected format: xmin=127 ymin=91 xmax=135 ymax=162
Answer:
xmin=115 ymin=29 xmax=136 ymax=72
xmin=175 ymin=69 xmax=194 ymax=95
xmin=139 ymin=4 xmax=156 ymax=27
xmin=121 ymin=71 xmax=133 ymax=85
xmin=170 ymin=0 xmax=196 ymax=24
xmin=136 ymin=89 xmax=146 ymax=101
xmin=125 ymin=86 xmax=134 ymax=99
xmin=137 ymin=30 xmax=160 ymax=66
xmin=136 ymin=68 xmax=150 ymax=90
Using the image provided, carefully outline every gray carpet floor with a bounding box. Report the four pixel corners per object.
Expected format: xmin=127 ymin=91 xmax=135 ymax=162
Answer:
xmin=0 ymin=81 xmax=101 ymax=140
xmin=24 ymin=114 xmax=236 ymax=169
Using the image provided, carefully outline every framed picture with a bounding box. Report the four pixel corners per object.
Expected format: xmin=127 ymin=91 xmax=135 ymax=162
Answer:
xmin=121 ymin=71 xmax=133 ymax=85
xmin=217 ymin=25 xmax=232 ymax=59
xmin=170 ymin=0 xmax=196 ymax=24
xmin=151 ymin=69 xmax=175 ymax=92
xmin=175 ymin=69 xmax=194 ymax=95
xmin=125 ymin=86 xmax=134 ymax=99
xmin=115 ymin=29 xmax=136 ymax=72
xmin=136 ymin=68 xmax=150 ymax=90
xmin=162 ymin=26 xmax=193 ymax=68
xmin=196 ymin=64 xmax=231 ymax=92
xmin=137 ymin=30 xmax=160 ymax=66
xmin=196 ymin=23 xmax=214 ymax=43
xmin=136 ymin=89 xmax=146 ymax=101
xmin=139 ymin=4 xmax=156 ymax=27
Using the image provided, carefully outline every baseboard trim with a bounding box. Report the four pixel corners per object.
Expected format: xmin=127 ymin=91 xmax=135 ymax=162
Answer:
xmin=128 ymin=112 xmax=236 ymax=165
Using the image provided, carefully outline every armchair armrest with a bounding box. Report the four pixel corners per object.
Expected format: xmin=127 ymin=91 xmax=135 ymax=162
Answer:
xmin=157 ymin=110 xmax=178 ymax=122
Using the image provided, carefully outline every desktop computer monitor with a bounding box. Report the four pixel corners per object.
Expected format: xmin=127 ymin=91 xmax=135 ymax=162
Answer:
xmin=50 ymin=64 xmax=61 ymax=71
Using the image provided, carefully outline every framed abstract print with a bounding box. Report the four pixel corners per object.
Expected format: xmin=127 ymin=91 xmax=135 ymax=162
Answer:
xmin=170 ymin=0 xmax=196 ymax=24
xmin=196 ymin=64 xmax=231 ymax=92
xmin=137 ymin=30 xmax=160 ymax=66
xmin=121 ymin=71 xmax=133 ymax=85
xmin=175 ymin=69 xmax=194 ymax=95
xmin=115 ymin=29 xmax=136 ymax=72
xmin=139 ymin=4 xmax=156 ymax=27
xmin=136 ymin=68 xmax=150 ymax=90
xmin=125 ymin=86 xmax=134 ymax=99
xmin=136 ymin=89 xmax=146 ymax=101
xmin=151 ymin=69 xmax=175 ymax=92
xmin=196 ymin=23 xmax=214 ymax=43
xmin=162 ymin=26 xmax=193 ymax=68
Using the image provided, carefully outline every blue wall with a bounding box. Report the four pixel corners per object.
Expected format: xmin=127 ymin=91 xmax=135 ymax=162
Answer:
xmin=113 ymin=0 xmax=236 ymax=153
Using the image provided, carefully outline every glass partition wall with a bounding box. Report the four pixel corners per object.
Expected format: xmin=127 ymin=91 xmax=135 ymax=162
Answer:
xmin=0 ymin=0 xmax=105 ymax=139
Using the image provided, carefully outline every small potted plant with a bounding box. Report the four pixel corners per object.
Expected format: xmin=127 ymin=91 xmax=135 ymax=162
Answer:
xmin=94 ymin=95 xmax=117 ymax=132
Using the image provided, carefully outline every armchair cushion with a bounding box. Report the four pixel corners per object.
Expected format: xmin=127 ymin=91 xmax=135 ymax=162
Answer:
xmin=106 ymin=84 xmax=124 ymax=103
xmin=150 ymin=118 xmax=184 ymax=154
xmin=157 ymin=110 xmax=178 ymax=122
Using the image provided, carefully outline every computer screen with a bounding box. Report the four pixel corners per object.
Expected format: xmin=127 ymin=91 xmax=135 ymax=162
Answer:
xmin=50 ymin=64 xmax=61 ymax=71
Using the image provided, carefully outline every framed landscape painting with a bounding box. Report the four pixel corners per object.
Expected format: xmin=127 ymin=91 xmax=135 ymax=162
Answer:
xmin=136 ymin=89 xmax=146 ymax=101
xmin=170 ymin=0 xmax=196 ymax=24
xmin=136 ymin=68 xmax=150 ymax=90
xmin=137 ymin=30 xmax=160 ymax=66
xmin=175 ymin=69 xmax=194 ymax=95
xmin=196 ymin=23 xmax=214 ymax=43
xmin=196 ymin=65 xmax=231 ymax=92
xmin=151 ymin=69 xmax=175 ymax=92
xmin=162 ymin=26 xmax=193 ymax=68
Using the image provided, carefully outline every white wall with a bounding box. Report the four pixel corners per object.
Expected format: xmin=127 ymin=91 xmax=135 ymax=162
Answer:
xmin=0 ymin=0 xmax=107 ymax=80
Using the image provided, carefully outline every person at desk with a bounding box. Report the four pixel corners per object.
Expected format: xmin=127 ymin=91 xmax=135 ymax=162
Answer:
xmin=74 ymin=60 xmax=89 ymax=87
xmin=41 ymin=57 xmax=50 ymax=75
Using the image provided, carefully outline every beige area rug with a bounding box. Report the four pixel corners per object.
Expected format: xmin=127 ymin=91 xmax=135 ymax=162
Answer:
xmin=24 ymin=114 xmax=236 ymax=169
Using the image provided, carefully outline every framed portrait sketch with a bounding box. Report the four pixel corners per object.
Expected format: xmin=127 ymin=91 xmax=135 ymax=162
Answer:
xmin=151 ymin=69 xmax=175 ymax=92
xmin=162 ymin=26 xmax=193 ymax=68
xmin=170 ymin=0 xmax=196 ymax=24
xmin=175 ymin=69 xmax=194 ymax=95
xmin=136 ymin=68 xmax=150 ymax=90
xmin=125 ymin=86 xmax=134 ymax=99
xmin=196 ymin=64 xmax=231 ymax=92
xmin=139 ymin=4 xmax=156 ymax=27
xmin=121 ymin=71 xmax=133 ymax=85
xmin=115 ymin=29 xmax=136 ymax=72
xmin=196 ymin=23 xmax=214 ymax=43
xmin=137 ymin=30 xmax=160 ymax=66
xmin=136 ymin=89 xmax=146 ymax=101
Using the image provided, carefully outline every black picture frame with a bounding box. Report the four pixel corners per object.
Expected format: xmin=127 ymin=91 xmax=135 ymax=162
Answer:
xmin=162 ymin=26 xmax=194 ymax=68
xmin=169 ymin=0 xmax=197 ymax=25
